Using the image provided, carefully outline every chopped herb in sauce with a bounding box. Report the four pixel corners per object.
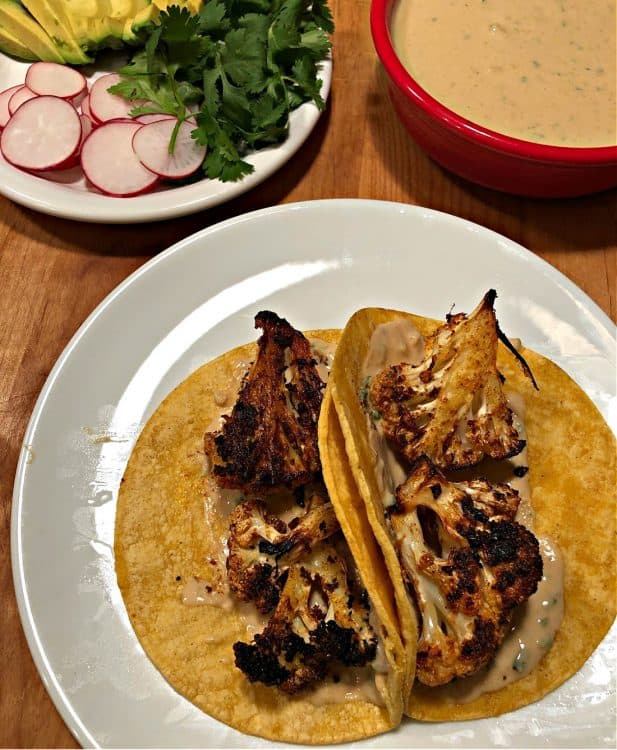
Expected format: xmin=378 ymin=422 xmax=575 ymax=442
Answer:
xmin=359 ymin=376 xmax=371 ymax=406
xmin=512 ymin=649 xmax=528 ymax=672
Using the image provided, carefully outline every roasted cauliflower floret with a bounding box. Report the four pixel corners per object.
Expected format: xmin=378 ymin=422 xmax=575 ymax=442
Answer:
xmin=233 ymin=546 xmax=378 ymax=693
xmin=204 ymin=311 xmax=325 ymax=493
xmin=227 ymin=488 xmax=340 ymax=613
xmin=389 ymin=457 xmax=542 ymax=686
xmin=369 ymin=290 xmax=534 ymax=470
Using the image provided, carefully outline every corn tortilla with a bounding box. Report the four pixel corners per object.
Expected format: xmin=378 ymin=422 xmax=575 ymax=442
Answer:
xmin=318 ymin=388 xmax=410 ymax=709
xmin=327 ymin=307 xmax=616 ymax=720
xmin=115 ymin=331 xmax=403 ymax=744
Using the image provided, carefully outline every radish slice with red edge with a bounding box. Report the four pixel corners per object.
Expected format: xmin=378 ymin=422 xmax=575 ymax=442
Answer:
xmin=1 ymin=95 xmax=82 ymax=171
xmin=79 ymin=114 xmax=93 ymax=147
xmin=0 ymin=85 xmax=23 ymax=128
xmin=25 ymin=62 xmax=86 ymax=100
xmin=132 ymin=118 xmax=206 ymax=179
xmin=81 ymin=120 xmax=159 ymax=196
xmin=72 ymin=89 xmax=87 ymax=110
xmin=8 ymin=86 xmax=38 ymax=116
xmin=135 ymin=113 xmax=175 ymax=125
xmin=89 ymin=73 xmax=144 ymax=124
xmin=81 ymin=94 xmax=92 ymax=119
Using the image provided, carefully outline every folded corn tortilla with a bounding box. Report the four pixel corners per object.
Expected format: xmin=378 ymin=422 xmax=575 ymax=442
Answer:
xmin=325 ymin=307 xmax=616 ymax=720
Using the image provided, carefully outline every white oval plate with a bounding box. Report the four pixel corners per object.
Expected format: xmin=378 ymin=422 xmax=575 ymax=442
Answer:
xmin=12 ymin=200 xmax=616 ymax=748
xmin=0 ymin=52 xmax=331 ymax=223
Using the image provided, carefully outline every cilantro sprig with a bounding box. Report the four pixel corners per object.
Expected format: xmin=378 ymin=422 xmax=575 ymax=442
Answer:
xmin=109 ymin=0 xmax=333 ymax=182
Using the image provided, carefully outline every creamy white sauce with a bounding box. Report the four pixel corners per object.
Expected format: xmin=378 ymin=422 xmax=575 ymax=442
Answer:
xmin=182 ymin=576 xmax=233 ymax=608
xmin=391 ymin=0 xmax=616 ymax=146
xmin=200 ymin=354 xmax=250 ymax=564
xmin=371 ymin=430 xmax=409 ymax=510
xmin=440 ymin=538 xmax=564 ymax=702
xmin=201 ymin=468 xmax=242 ymax=572
xmin=362 ymin=319 xmax=425 ymax=508
xmin=181 ymin=576 xmax=269 ymax=640
xmin=310 ymin=338 xmax=337 ymax=383
xmin=306 ymin=666 xmax=385 ymax=707
xmin=363 ymin=318 xmax=425 ymax=377
xmin=361 ymin=319 xmax=565 ymax=699
xmin=202 ymin=358 xmax=250 ymax=435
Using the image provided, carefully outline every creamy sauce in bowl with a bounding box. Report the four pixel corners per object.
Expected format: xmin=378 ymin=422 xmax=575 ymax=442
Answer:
xmin=391 ymin=0 xmax=616 ymax=147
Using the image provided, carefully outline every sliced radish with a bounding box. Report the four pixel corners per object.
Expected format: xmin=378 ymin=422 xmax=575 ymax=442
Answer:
xmin=89 ymin=73 xmax=144 ymax=124
xmin=1 ymin=96 xmax=82 ymax=171
xmin=0 ymin=85 xmax=23 ymax=129
xmin=79 ymin=114 xmax=93 ymax=147
xmin=72 ymin=89 xmax=87 ymax=110
xmin=80 ymin=94 xmax=92 ymax=119
xmin=25 ymin=62 xmax=86 ymax=100
xmin=132 ymin=118 xmax=206 ymax=179
xmin=8 ymin=86 xmax=38 ymax=116
xmin=135 ymin=113 xmax=174 ymax=125
xmin=81 ymin=121 xmax=159 ymax=196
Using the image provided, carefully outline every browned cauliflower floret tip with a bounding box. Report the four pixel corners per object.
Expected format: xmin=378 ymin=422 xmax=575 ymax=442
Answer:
xmin=204 ymin=311 xmax=325 ymax=493
xmin=369 ymin=290 xmax=534 ymax=470
xmin=233 ymin=549 xmax=378 ymax=693
xmin=227 ymin=489 xmax=340 ymax=613
xmin=390 ymin=456 xmax=542 ymax=686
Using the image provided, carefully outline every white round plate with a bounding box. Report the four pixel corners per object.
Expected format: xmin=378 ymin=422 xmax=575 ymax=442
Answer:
xmin=0 ymin=52 xmax=331 ymax=223
xmin=12 ymin=200 xmax=616 ymax=748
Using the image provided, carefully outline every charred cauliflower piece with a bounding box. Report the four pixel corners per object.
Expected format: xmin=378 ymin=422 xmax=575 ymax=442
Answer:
xmin=204 ymin=311 xmax=325 ymax=493
xmin=370 ymin=290 xmax=532 ymax=470
xmin=389 ymin=457 xmax=542 ymax=686
xmin=233 ymin=546 xmax=378 ymax=693
xmin=227 ymin=488 xmax=340 ymax=613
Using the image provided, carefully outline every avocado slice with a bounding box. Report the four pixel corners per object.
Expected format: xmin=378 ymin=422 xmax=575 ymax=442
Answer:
xmin=127 ymin=0 xmax=156 ymax=40
xmin=0 ymin=0 xmax=65 ymax=62
xmin=101 ymin=0 xmax=139 ymax=44
xmin=0 ymin=23 xmax=37 ymax=59
xmin=152 ymin=0 xmax=201 ymax=15
xmin=61 ymin=0 xmax=123 ymax=50
xmin=20 ymin=0 xmax=92 ymax=62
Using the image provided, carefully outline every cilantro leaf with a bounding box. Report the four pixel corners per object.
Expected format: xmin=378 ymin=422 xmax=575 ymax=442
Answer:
xmin=220 ymin=27 xmax=267 ymax=89
xmin=310 ymin=0 xmax=334 ymax=33
xmin=198 ymin=0 xmax=229 ymax=34
xmin=300 ymin=25 xmax=331 ymax=60
xmin=289 ymin=55 xmax=324 ymax=107
xmin=111 ymin=0 xmax=333 ymax=183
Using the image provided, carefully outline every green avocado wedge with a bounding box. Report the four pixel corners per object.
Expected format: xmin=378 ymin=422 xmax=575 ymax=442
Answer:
xmin=20 ymin=0 xmax=92 ymax=63
xmin=62 ymin=0 xmax=123 ymax=50
xmin=0 ymin=0 xmax=65 ymax=62
xmin=126 ymin=0 xmax=157 ymax=44
xmin=106 ymin=0 xmax=152 ymax=46
xmin=0 ymin=22 xmax=38 ymax=59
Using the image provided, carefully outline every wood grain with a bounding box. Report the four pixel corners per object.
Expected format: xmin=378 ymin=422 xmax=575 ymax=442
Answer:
xmin=1 ymin=0 xmax=615 ymax=746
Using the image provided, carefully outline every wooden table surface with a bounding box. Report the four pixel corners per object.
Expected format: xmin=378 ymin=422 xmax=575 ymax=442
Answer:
xmin=1 ymin=0 xmax=615 ymax=746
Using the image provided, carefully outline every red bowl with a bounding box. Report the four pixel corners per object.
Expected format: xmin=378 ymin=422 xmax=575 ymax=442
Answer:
xmin=371 ymin=0 xmax=617 ymax=198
